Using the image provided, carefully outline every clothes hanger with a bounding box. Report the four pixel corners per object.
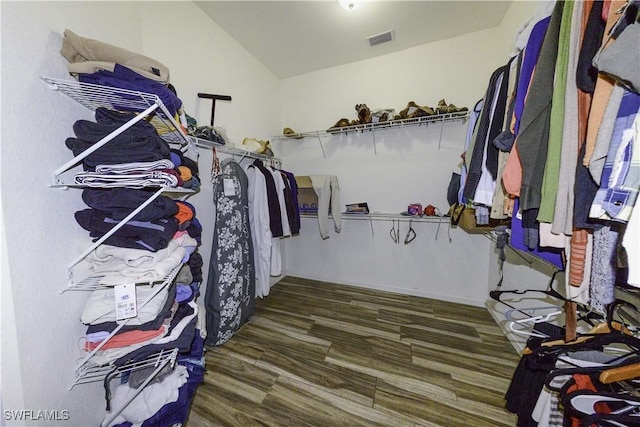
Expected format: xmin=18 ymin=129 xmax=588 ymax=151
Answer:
xmin=404 ymin=219 xmax=416 ymax=244
xmin=562 ymin=389 xmax=640 ymax=427
xmin=542 ymin=353 xmax=640 ymax=393
xmin=600 ymin=361 xmax=640 ymax=384
xmin=210 ymin=147 xmax=221 ymax=181
xmin=540 ymin=300 xmax=636 ymax=348
xmin=508 ymin=309 xmax=564 ymax=338
xmin=390 ymin=219 xmax=399 ymax=244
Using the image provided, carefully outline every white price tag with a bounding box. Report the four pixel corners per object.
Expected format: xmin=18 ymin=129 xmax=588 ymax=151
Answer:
xmin=224 ymin=178 xmax=236 ymax=196
xmin=114 ymin=283 xmax=137 ymax=321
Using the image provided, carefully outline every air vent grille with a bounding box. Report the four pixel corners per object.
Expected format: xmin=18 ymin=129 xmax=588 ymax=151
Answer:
xmin=367 ymin=30 xmax=394 ymax=47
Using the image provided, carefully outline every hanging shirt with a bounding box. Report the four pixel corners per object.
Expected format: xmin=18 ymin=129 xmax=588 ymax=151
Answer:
xmin=246 ymin=165 xmax=273 ymax=298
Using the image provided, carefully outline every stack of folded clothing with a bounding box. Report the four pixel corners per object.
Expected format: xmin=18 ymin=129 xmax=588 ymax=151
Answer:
xmin=60 ymin=28 xmax=205 ymax=425
xmin=107 ymin=331 xmax=206 ymax=427
xmin=67 ymin=107 xmax=200 ymax=191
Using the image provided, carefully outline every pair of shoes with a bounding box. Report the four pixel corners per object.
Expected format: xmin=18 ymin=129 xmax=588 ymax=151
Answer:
xmin=355 ymin=104 xmax=372 ymax=124
xmin=436 ymin=99 xmax=469 ymax=114
xmin=398 ymin=101 xmax=434 ymax=119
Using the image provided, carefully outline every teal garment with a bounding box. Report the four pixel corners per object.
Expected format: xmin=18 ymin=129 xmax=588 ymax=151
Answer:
xmin=538 ymin=0 xmax=575 ymax=224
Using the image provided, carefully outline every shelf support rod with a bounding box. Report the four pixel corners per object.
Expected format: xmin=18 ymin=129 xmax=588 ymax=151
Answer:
xmin=372 ymin=128 xmax=377 ymax=155
xmin=437 ymin=117 xmax=445 ymax=150
xmin=317 ymin=135 xmax=326 ymax=159
xmin=53 ymin=104 xmax=159 ymax=181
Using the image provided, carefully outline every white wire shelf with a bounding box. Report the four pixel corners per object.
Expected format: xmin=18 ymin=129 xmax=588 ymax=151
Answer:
xmin=74 ymin=263 xmax=182 ymax=372
xmin=272 ymin=111 xmax=469 ymax=141
xmin=190 ymin=136 xmax=282 ymax=165
xmin=73 ymin=348 xmax=178 ymax=388
xmin=41 ymin=77 xmax=189 ymax=145
xmin=66 ymin=260 xmax=184 ymax=292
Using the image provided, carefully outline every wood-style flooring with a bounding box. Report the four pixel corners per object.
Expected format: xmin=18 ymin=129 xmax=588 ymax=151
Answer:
xmin=187 ymin=276 xmax=521 ymax=427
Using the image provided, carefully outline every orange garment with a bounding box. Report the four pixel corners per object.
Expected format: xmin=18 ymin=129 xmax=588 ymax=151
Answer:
xmin=503 ymin=142 xmax=523 ymax=197
xmin=569 ymin=229 xmax=589 ymax=286
xmin=583 ymin=0 xmax=626 ymax=167
xmin=177 ymin=165 xmax=192 ymax=181
xmin=85 ymin=326 xmax=165 ymax=350
xmin=174 ymin=201 xmax=194 ymax=224
xmin=566 ymin=374 xmax=611 ymax=427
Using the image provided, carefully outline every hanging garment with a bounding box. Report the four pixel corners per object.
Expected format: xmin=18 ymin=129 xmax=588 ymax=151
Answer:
xmin=205 ymin=158 xmax=255 ymax=346
xmin=517 ymin=0 xmax=564 ymax=212
xmin=246 ymin=165 xmax=273 ymax=298
xmin=309 ymin=175 xmax=342 ymax=240
xmin=252 ymin=160 xmax=283 ymax=238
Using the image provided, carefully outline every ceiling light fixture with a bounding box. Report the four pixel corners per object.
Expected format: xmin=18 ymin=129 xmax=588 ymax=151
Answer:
xmin=339 ymin=0 xmax=358 ymax=11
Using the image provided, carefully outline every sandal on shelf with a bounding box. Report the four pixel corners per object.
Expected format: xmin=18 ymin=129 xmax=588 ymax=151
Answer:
xmin=355 ymin=104 xmax=371 ymax=124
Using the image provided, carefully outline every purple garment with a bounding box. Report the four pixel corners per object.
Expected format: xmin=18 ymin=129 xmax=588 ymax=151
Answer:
xmin=513 ymin=16 xmax=551 ymax=135
xmin=510 ymin=198 xmax=564 ymax=269
xmin=78 ymin=64 xmax=182 ymax=116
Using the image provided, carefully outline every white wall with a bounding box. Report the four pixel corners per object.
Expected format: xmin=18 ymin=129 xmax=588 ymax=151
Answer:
xmin=0 ymin=1 xmax=280 ymax=425
xmin=277 ymin=0 xmax=540 ymax=306
xmin=138 ymin=1 xmax=281 ymax=146
xmin=136 ymin=0 xmax=282 ymax=330
xmin=2 ymin=3 xmax=142 ymax=425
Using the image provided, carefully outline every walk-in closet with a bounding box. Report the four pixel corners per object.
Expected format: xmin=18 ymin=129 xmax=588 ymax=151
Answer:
xmin=2 ymin=1 xmax=639 ymax=426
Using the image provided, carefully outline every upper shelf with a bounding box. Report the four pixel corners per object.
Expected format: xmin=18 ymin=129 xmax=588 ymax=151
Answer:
xmin=41 ymin=76 xmax=189 ymax=145
xmin=272 ymin=111 xmax=469 ymax=141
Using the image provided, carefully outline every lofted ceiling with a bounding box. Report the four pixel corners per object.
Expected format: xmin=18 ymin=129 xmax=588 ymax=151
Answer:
xmin=194 ymin=1 xmax=513 ymax=79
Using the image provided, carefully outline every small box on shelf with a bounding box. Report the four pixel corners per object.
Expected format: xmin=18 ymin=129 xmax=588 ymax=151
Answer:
xmin=458 ymin=208 xmax=510 ymax=234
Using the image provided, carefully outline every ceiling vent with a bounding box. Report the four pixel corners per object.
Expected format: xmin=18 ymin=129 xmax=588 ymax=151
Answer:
xmin=367 ymin=30 xmax=394 ymax=47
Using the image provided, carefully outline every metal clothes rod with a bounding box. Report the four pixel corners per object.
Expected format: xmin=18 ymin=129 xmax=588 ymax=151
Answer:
xmin=192 ymin=137 xmax=282 ymax=165
xmin=302 ymin=213 xmax=450 ymax=224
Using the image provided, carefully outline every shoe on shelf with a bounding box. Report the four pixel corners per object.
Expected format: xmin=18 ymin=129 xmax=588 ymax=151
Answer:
xmin=436 ymin=99 xmax=449 ymax=115
xmin=283 ymin=127 xmax=303 ymax=139
xmin=409 ymin=105 xmax=434 ymax=118
xmin=355 ymin=104 xmax=372 ymax=124
xmin=398 ymin=101 xmax=420 ymax=119
xmin=399 ymin=101 xmax=434 ymax=119
xmin=329 ymin=118 xmax=351 ymax=130
xmin=448 ymin=103 xmax=468 ymax=113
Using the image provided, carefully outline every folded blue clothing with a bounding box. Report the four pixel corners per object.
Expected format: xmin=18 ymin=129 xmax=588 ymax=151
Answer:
xmin=73 ymin=117 xmax=170 ymax=157
xmin=82 ymin=188 xmax=178 ymax=221
xmin=75 ymin=209 xmax=178 ymax=252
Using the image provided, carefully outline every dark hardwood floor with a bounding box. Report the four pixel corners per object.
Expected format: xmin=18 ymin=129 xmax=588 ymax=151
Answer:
xmin=187 ymin=276 xmax=520 ymax=426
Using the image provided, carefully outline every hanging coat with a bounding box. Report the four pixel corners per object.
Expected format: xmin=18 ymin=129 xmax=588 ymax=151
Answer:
xmin=205 ymin=158 xmax=255 ymax=346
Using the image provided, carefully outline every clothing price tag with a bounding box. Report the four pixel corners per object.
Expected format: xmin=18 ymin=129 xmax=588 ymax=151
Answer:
xmin=223 ymin=178 xmax=236 ymax=196
xmin=114 ymin=283 xmax=137 ymax=321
